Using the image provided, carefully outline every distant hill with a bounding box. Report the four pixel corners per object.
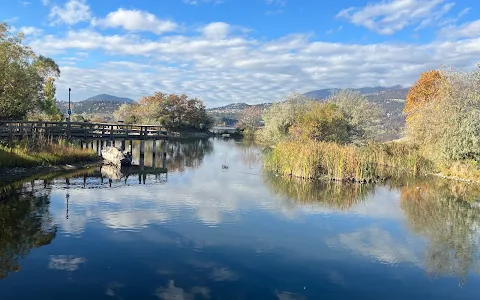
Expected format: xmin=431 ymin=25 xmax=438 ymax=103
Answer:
xmin=304 ymin=85 xmax=405 ymax=100
xmin=83 ymin=94 xmax=135 ymax=104
xmin=208 ymin=85 xmax=410 ymax=140
xmin=208 ymin=102 xmax=272 ymax=126
xmin=57 ymin=94 xmax=135 ymax=118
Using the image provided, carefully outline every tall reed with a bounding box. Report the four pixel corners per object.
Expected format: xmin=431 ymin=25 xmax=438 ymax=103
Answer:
xmin=264 ymin=140 xmax=431 ymax=181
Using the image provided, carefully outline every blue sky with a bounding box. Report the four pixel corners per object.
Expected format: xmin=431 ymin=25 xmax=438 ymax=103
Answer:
xmin=2 ymin=0 xmax=480 ymax=106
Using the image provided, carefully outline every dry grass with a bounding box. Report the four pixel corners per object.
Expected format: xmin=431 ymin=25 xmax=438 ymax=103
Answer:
xmin=264 ymin=140 xmax=431 ymax=181
xmin=437 ymin=160 xmax=480 ymax=182
xmin=0 ymin=136 xmax=98 ymax=169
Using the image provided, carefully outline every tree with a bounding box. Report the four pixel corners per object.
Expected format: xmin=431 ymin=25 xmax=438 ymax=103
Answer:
xmin=329 ymin=90 xmax=383 ymax=143
xmin=289 ymin=102 xmax=351 ymax=143
xmin=260 ymin=93 xmax=310 ymax=144
xmin=40 ymin=77 xmax=62 ymax=120
xmin=0 ymin=22 xmax=61 ymax=120
xmin=238 ymin=106 xmax=263 ymax=137
xmin=113 ymin=92 xmax=212 ymax=129
xmin=405 ymin=67 xmax=480 ymax=162
xmin=404 ymin=70 xmax=444 ymax=118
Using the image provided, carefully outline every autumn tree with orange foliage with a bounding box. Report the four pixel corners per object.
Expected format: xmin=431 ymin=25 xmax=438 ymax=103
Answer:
xmin=404 ymin=70 xmax=444 ymax=118
xmin=113 ymin=92 xmax=213 ymax=130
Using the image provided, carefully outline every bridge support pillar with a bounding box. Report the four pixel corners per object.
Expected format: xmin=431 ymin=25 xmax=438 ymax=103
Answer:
xmin=152 ymin=140 xmax=157 ymax=168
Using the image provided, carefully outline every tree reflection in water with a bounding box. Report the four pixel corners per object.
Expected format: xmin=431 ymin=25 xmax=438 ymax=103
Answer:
xmin=263 ymin=172 xmax=374 ymax=210
xmin=265 ymin=173 xmax=480 ymax=282
xmin=0 ymin=182 xmax=57 ymax=279
xmin=166 ymin=138 xmax=213 ymax=172
xmin=398 ymin=178 xmax=480 ymax=282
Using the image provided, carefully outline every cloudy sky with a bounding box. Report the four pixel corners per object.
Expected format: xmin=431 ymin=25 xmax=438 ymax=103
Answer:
xmin=2 ymin=0 xmax=480 ymax=106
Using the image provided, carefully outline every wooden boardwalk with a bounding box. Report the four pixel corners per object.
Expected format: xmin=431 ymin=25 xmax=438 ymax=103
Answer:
xmin=0 ymin=121 xmax=168 ymax=141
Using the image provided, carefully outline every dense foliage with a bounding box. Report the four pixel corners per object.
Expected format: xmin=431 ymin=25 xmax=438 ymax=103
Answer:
xmin=404 ymin=70 xmax=443 ymax=118
xmin=0 ymin=22 xmax=61 ymax=120
xmin=260 ymin=91 xmax=381 ymax=145
xmin=113 ymin=92 xmax=212 ymax=130
xmin=0 ymin=188 xmax=56 ymax=279
xmin=406 ymin=67 xmax=480 ymax=164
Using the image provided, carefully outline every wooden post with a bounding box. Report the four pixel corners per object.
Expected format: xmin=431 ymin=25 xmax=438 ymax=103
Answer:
xmin=8 ymin=123 xmax=13 ymax=146
xmin=19 ymin=122 xmax=24 ymax=140
xmin=129 ymin=140 xmax=133 ymax=153
xmin=152 ymin=140 xmax=157 ymax=167
xmin=140 ymin=140 xmax=145 ymax=175
xmin=140 ymin=140 xmax=145 ymax=157
xmin=121 ymin=140 xmax=126 ymax=151
xmin=96 ymin=140 xmax=100 ymax=154
xmin=162 ymin=151 xmax=166 ymax=169
xmin=162 ymin=140 xmax=167 ymax=169
xmin=110 ymin=125 xmax=114 ymax=146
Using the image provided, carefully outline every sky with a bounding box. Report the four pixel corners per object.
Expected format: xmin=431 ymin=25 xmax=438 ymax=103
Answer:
xmin=2 ymin=0 xmax=480 ymax=107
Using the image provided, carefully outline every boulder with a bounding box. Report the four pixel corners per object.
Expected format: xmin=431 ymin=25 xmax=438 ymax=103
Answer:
xmin=101 ymin=146 xmax=132 ymax=166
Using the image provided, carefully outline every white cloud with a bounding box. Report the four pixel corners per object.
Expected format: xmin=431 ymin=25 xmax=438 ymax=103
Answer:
xmin=19 ymin=26 xmax=43 ymax=35
xmin=49 ymin=0 xmax=91 ymax=25
xmin=27 ymin=24 xmax=480 ymax=106
xmin=202 ymin=22 xmax=230 ymax=39
xmin=440 ymin=19 xmax=480 ymax=39
xmin=42 ymin=0 xmax=49 ymax=5
xmin=48 ymin=255 xmax=86 ymax=271
xmin=327 ymin=227 xmax=422 ymax=266
xmin=92 ymin=9 xmax=178 ymax=35
xmin=337 ymin=0 xmax=454 ymax=35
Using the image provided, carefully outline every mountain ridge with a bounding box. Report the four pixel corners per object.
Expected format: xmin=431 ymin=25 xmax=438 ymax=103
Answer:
xmin=57 ymin=94 xmax=136 ymax=118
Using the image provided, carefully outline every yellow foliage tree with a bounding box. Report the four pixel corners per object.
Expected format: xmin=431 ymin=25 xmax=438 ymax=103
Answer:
xmin=404 ymin=70 xmax=444 ymax=117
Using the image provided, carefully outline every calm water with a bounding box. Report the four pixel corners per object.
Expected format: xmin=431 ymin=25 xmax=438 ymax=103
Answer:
xmin=1 ymin=138 xmax=480 ymax=300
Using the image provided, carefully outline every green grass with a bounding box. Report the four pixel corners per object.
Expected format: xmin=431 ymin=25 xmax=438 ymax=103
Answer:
xmin=0 ymin=138 xmax=99 ymax=169
xmin=264 ymin=140 xmax=432 ymax=182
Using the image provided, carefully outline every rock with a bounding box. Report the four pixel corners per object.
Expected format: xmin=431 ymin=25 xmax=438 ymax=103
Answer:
xmin=101 ymin=147 xmax=132 ymax=167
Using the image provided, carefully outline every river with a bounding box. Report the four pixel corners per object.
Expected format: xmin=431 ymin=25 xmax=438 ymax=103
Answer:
xmin=1 ymin=138 xmax=480 ymax=299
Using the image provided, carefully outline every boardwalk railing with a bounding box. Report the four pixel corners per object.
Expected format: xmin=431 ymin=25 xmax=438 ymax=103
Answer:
xmin=0 ymin=121 xmax=168 ymax=142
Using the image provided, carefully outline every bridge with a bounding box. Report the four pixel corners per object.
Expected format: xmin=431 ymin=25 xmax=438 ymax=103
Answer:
xmin=0 ymin=121 xmax=168 ymax=142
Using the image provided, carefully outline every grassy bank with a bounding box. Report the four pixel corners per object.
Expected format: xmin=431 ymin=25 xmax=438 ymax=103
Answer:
xmin=0 ymin=138 xmax=99 ymax=169
xmin=264 ymin=140 xmax=431 ymax=182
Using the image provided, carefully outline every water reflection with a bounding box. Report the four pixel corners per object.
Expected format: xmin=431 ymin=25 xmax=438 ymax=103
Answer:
xmin=0 ymin=183 xmax=56 ymax=279
xmin=1 ymin=139 xmax=480 ymax=299
xmin=165 ymin=138 xmax=213 ymax=172
xmin=263 ymin=173 xmax=373 ymax=210
xmin=398 ymin=178 xmax=480 ymax=281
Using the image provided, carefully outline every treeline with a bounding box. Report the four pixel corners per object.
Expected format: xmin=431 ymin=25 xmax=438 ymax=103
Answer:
xmin=0 ymin=22 xmax=62 ymax=121
xmin=262 ymin=65 xmax=480 ymax=181
xmin=113 ymin=92 xmax=213 ymax=130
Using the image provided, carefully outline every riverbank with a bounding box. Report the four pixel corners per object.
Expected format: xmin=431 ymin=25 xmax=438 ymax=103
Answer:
xmin=0 ymin=142 xmax=100 ymax=177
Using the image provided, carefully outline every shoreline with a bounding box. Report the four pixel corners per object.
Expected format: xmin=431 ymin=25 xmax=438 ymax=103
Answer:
xmin=0 ymin=160 xmax=102 ymax=184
